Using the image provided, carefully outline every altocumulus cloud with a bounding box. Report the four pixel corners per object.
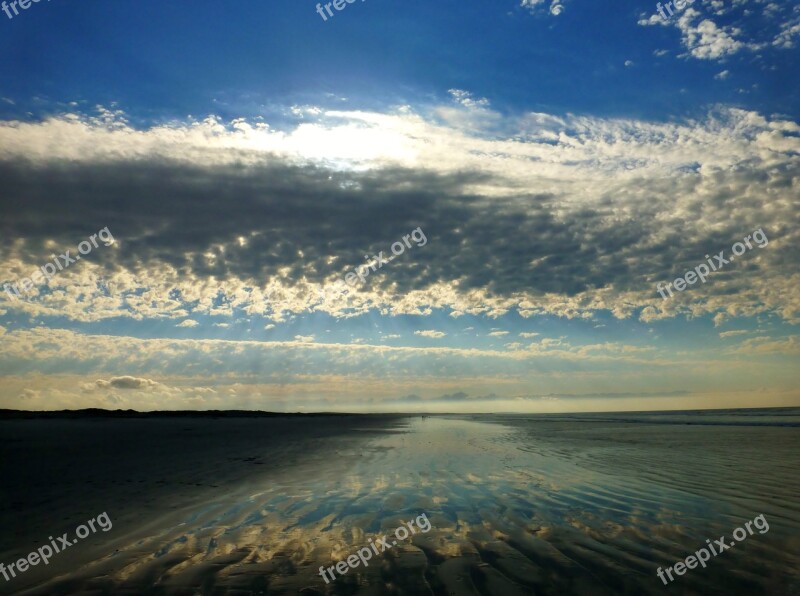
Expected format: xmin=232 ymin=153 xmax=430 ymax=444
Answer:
xmin=638 ymin=0 xmax=800 ymax=61
xmin=1 ymin=101 xmax=797 ymax=327
xmin=415 ymin=330 xmax=447 ymax=339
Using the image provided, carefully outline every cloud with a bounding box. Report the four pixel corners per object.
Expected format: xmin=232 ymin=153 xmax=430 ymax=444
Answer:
xmin=517 ymin=390 xmax=690 ymax=399
xmin=520 ymin=0 xmax=565 ymax=16
xmin=415 ymin=330 xmax=446 ymax=339
xmin=488 ymin=330 xmax=510 ymax=337
xmin=676 ymin=11 xmax=750 ymax=60
xmin=93 ymin=376 xmax=162 ymax=390
xmin=729 ymin=335 xmax=800 ymax=355
xmin=448 ymin=89 xmax=489 ymax=108
xmin=438 ymin=391 xmax=471 ymax=401
xmin=389 ymin=390 xmax=690 ymax=403
xmin=18 ymin=388 xmax=38 ymax=401
xmin=388 ymin=391 xmax=497 ymax=403
xmin=772 ymin=11 xmax=800 ymax=48
xmin=0 ymin=104 xmax=798 ymax=328
xmin=0 ymin=327 xmax=706 ymax=380
xmin=719 ymin=329 xmax=749 ymax=338
xmin=0 ymin=327 xmax=795 ymax=411
xmin=519 ymin=332 xmax=540 ymax=338
xmin=637 ymin=1 xmax=799 ymax=62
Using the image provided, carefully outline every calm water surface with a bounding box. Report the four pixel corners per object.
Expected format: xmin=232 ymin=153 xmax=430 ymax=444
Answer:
xmin=24 ymin=411 xmax=800 ymax=595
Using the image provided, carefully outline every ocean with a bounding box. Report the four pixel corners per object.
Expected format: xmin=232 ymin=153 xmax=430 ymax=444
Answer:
xmin=1 ymin=408 xmax=797 ymax=594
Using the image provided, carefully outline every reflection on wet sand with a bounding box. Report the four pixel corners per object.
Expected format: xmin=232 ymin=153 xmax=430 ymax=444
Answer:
xmin=23 ymin=412 xmax=800 ymax=595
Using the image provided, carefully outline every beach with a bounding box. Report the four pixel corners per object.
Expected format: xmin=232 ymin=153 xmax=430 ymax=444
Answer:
xmin=1 ymin=409 xmax=798 ymax=595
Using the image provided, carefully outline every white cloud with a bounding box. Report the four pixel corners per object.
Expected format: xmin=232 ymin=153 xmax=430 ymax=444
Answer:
xmin=415 ymin=330 xmax=446 ymax=339
xmin=773 ymin=11 xmax=800 ymax=48
xmin=677 ymin=10 xmax=749 ymax=59
xmin=520 ymin=0 xmax=565 ymax=16
xmin=638 ymin=2 xmax=786 ymax=61
xmin=448 ymin=89 xmax=489 ymax=108
xmin=1 ymin=104 xmax=798 ymax=326
xmin=719 ymin=329 xmax=749 ymax=338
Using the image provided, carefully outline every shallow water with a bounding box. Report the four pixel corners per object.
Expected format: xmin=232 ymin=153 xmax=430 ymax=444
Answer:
xmin=15 ymin=411 xmax=800 ymax=595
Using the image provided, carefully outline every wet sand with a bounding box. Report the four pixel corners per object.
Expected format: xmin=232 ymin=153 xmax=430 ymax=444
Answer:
xmin=0 ymin=414 xmax=406 ymax=594
xmin=1 ymin=409 xmax=798 ymax=595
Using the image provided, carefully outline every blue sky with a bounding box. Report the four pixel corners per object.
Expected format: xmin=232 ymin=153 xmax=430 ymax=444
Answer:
xmin=0 ymin=0 xmax=798 ymax=412
xmin=1 ymin=0 xmax=798 ymax=122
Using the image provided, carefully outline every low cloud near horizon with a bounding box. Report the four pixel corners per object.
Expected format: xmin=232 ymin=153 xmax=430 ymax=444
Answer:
xmin=1 ymin=100 xmax=798 ymax=412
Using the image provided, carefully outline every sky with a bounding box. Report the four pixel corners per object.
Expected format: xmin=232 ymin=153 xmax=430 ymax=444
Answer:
xmin=0 ymin=0 xmax=798 ymax=413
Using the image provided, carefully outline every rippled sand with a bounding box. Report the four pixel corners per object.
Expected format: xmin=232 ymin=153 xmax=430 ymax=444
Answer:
xmin=3 ymin=409 xmax=799 ymax=595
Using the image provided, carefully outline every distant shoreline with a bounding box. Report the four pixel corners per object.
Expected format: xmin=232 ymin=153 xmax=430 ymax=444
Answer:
xmin=0 ymin=406 xmax=796 ymax=420
xmin=0 ymin=409 xmax=379 ymax=420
